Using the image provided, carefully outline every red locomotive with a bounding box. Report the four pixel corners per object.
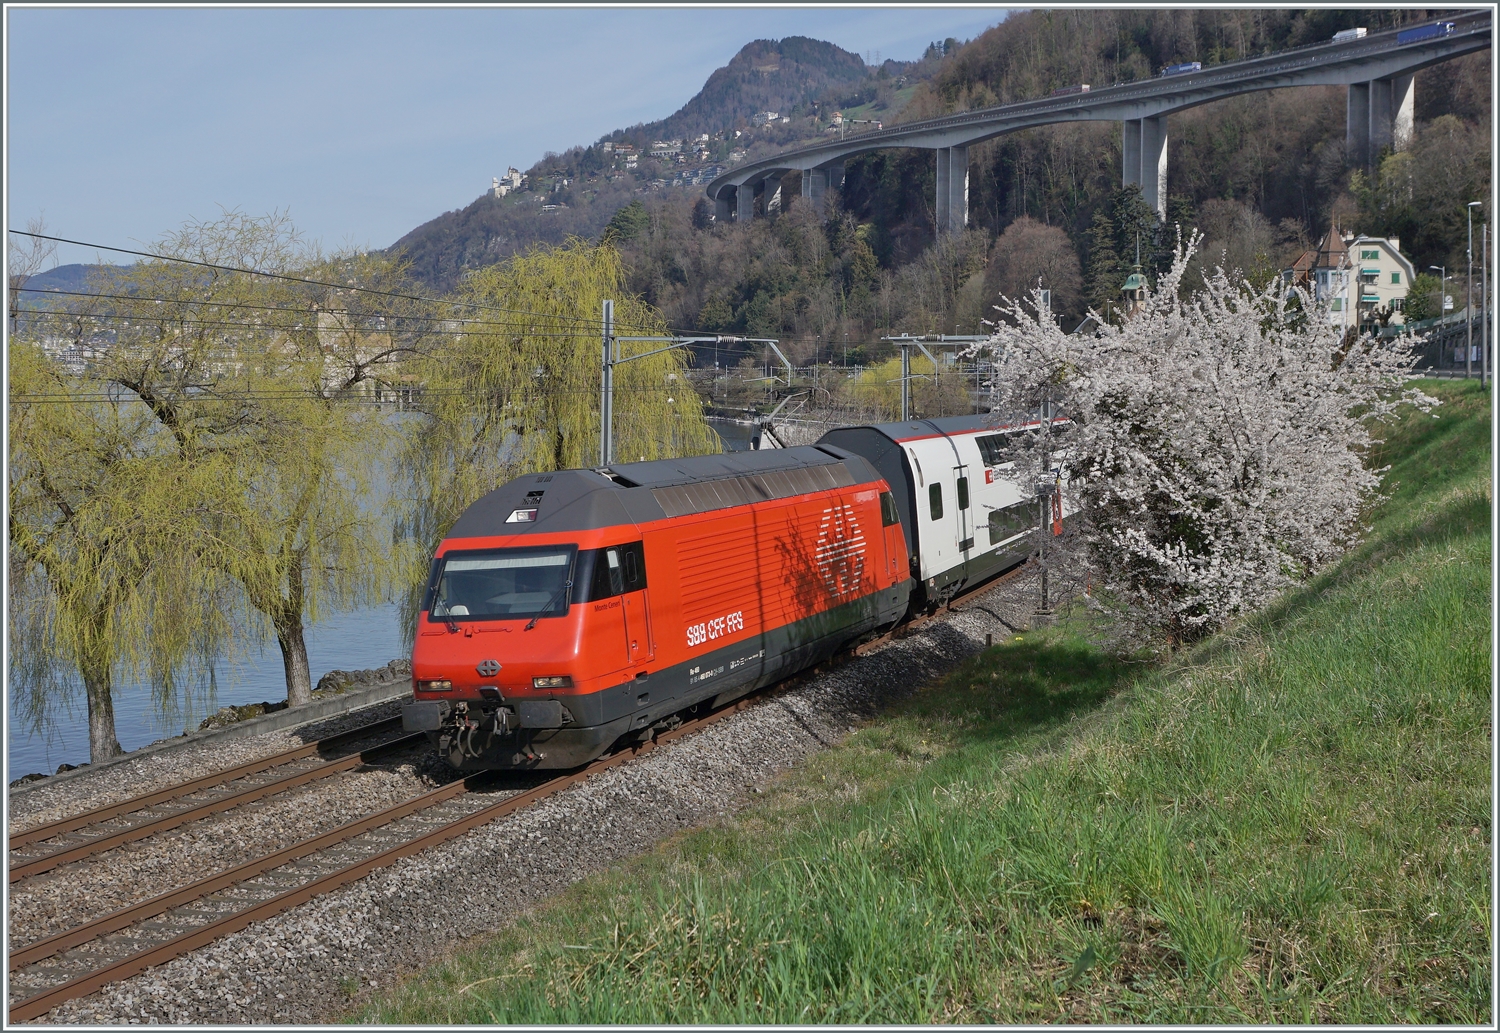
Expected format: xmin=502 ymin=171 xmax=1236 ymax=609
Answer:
xmin=404 ymin=445 xmax=911 ymax=770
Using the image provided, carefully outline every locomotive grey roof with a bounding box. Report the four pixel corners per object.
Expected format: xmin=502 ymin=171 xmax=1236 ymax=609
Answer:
xmin=604 ymin=444 xmax=850 ymax=489
xmin=445 ymin=445 xmax=881 ymax=540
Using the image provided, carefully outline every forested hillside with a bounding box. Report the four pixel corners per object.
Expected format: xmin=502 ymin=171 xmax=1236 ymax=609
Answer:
xmin=391 ymin=9 xmax=1489 ymax=362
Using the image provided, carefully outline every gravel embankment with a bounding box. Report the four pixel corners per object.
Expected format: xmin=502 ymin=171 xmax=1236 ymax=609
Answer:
xmin=19 ymin=577 xmax=1042 ymax=1025
xmin=7 ymin=699 xmax=408 ymax=837
xmin=10 ymin=749 xmax=435 ymax=944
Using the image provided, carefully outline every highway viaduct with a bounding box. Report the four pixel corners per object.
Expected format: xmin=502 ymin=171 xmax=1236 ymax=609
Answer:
xmin=705 ymin=13 xmax=1491 ymax=232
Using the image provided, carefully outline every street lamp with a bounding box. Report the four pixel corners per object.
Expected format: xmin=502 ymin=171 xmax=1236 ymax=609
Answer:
xmin=1429 ymin=265 xmax=1448 ymax=320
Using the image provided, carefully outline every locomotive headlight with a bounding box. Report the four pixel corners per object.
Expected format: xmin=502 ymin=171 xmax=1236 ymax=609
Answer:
xmin=418 ymin=679 xmax=453 ymax=692
xmin=532 ymin=676 xmax=573 ymax=689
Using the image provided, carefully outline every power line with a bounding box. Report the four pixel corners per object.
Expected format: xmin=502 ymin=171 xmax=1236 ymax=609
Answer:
xmin=8 ymin=229 xmax=673 ymax=335
xmin=9 ymin=383 xmax=710 ymax=404
xmin=12 ymin=308 xmax=615 ymax=341
xmin=12 ymin=286 xmax=638 ymax=336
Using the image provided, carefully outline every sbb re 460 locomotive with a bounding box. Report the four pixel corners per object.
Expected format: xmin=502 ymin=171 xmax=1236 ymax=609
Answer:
xmin=403 ymin=445 xmax=910 ymax=770
xmin=403 ymin=414 xmax=1063 ymax=771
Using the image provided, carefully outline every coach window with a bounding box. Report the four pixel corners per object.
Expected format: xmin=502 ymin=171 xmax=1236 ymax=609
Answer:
xmin=977 ymin=434 xmax=1008 ymax=466
xmin=956 ymin=476 xmax=969 ymax=511
xmin=929 ymin=483 xmax=943 ymax=520
xmin=879 ymin=491 xmax=900 ymax=527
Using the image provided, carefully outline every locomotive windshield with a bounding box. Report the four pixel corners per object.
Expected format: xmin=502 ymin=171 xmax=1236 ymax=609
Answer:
xmin=426 ymin=546 xmax=577 ymax=622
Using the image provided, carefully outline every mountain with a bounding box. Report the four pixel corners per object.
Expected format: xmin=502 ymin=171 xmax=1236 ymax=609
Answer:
xmin=386 ymin=36 xmax=931 ymax=292
xmin=640 ymin=36 xmax=868 ymax=141
xmin=19 ymin=263 xmax=127 ymax=294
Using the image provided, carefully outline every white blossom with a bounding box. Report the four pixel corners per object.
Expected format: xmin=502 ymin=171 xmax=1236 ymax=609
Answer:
xmin=976 ymin=233 xmax=1436 ymax=643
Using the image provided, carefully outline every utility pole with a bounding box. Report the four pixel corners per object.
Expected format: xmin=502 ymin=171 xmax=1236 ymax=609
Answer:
xmin=599 ymin=298 xmax=777 ymax=466
xmin=882 ymin=333 xmax=987 ymax=421
xmin=1484 ymin=222 xmax=1490 ymax=388
xmin=1468 ymin=202 xmax=1481 ymax=378
xmin=1033 ymin=394 xmax=1055 ymax=625
xmin=599 ymin=299 xmax=614 ymax=466
xmin=901 ymin=342 xmax=911 ymax=420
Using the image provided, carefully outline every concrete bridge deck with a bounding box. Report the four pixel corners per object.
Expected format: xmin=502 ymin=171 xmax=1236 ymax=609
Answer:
xmin=707 ymin=13 xmax=1491 ymax=229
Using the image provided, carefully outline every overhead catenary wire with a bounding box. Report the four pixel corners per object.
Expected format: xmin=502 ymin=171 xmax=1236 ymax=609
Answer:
xmin=7 ymin=229 xmax=678 ymax=336
xmin=10 ymin=384 xmax=713 ymax=403
xmin=11 ymin=286 xmax=659 ymax=336
xmin=12 ymin=307 xmax=624 ymax=341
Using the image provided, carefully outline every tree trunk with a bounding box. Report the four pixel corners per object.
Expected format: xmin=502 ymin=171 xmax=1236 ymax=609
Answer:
xmin=273 ymin=550 xmax=313 ymax=706
xmin=275 ymin=617 xmax=314 ymax=707
xmin=82 ymin=663 xmax=123 ymax=764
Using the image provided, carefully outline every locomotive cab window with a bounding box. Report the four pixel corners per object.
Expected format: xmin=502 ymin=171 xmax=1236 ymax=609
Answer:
xmin=879 ymin=491 xmax=900 ymax=527
xmin=427 ymin=546 xmax=577 ymax=622
xmin=929 ymin=483 xmax=944 ymax=520
xmin=589 ymin=548 xmax=625 ymax=599
xmin=579 ymin=541 xmax=647 ymax=602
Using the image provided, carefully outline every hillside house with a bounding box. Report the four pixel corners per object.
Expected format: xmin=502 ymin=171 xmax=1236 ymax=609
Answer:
xmin=491 ymin=167 xmax=525 ymax=197
xmin=1347 ymin=235 xmax=1414 ymax=326
xmin=1284 ymin=226 xmax=1414 ymax=329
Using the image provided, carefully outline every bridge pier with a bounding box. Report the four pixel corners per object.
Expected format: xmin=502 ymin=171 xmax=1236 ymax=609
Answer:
xmin=934 ymin=145 xmax=968 ymax=234
xmin=796 ymin=163 xmax=845 ymax=216
xmin=1122 ymin=117 xmax=1168 ymax=218
xmin=1347 ymin=82 xmax=1370 ymax=166
xmin=1349 ymin=74 xmax=1414 ymax=167
xmin=736 ymin=180 xmax=758 ymax=222
xmin=715 ymin=192 xmax=733 ymax=223
xmin=801 ymin=167 xmax=825 ymax=211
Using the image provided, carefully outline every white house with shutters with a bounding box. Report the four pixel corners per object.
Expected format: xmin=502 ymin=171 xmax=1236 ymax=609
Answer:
xmin=1285 ymin=227 xmax=1414 ymax=329
xmin=1347 ymin=236 xmax=1415 ymax=326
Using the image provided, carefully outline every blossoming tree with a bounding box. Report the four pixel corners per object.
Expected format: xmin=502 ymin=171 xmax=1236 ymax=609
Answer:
xmin=977 ymin=234 xmax=1436 ymax=643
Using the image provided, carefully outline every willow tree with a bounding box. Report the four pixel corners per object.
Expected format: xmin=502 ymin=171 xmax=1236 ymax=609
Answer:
xmin=396 ymin=237 xmax=718 ymax=626
xmin=63 ymin=211 xmax=403 ymax=706
xmin=9 ymin=343 xmax=239 ymax=762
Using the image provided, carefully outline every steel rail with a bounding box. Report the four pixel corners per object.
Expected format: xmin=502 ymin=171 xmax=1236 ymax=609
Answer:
xmin=854 ymin=558 xmax=1029 ymax=656
xmin=9 ymin=716 xmax=404 ymax=852
xmin=6 ymin=696 xmax=758 ymax=1023
xmin=8 ymin=731 xmax=425 ymax=883
xmin=7 ymin=564 xmax=1037 ymax=1021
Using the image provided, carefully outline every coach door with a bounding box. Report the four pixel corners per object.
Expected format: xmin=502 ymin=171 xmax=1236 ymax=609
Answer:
xmin=954 ymin=465 xmax=974 ymax=556
xmin=617 ymin=541 xmax=655 ymax=665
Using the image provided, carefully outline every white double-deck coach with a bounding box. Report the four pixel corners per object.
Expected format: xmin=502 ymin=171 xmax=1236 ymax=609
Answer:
xmin=820 ymin=413 xmax=1069 ymax=609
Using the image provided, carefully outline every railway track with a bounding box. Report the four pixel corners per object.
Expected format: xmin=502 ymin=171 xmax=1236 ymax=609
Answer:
xmin=7 ymin=561 xmax=1034 ymax=1023
xmin=8 ymin=718 xmax=421 ymax=883
xmin=5 ymin=696 xmax=760 ymax=1022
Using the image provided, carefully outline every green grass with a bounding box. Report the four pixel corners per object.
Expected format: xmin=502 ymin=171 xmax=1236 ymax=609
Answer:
xmin=358 ymin=381 xmax=1491 ymax=1024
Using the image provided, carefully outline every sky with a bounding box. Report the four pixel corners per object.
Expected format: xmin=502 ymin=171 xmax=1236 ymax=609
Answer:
xmin=6 ymin=5 xmax=1012 ymax=267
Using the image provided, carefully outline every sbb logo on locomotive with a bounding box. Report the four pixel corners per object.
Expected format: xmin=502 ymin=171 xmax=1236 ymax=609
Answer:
xmin=816 ymin=503 xmax=867 ymax=598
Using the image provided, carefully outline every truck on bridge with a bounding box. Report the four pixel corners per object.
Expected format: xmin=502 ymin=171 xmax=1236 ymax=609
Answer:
xmin=1398 ymin=22 xmax=1455 ymax=46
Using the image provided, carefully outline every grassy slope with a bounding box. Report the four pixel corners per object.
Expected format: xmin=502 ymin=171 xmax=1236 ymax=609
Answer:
xmin=359 ymin=381 xmax=1491 ymax=1024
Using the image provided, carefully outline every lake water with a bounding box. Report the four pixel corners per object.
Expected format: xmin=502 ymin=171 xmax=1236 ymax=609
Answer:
xmin=7 ymin=603 xmax=409 ymax=778
xmin=6 ymin=419 xmax=759 ymax=779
